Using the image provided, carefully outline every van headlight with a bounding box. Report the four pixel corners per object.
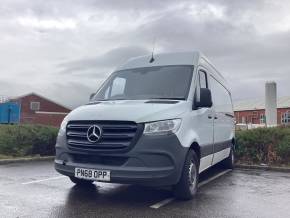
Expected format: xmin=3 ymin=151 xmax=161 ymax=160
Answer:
xmin=144 ymin=119 xmax=181 ymax=135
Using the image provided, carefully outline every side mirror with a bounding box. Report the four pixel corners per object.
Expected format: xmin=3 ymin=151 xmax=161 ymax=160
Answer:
xmin=89 ymin=93 xmax=95 ymax=101
xmin=195 ymin=88 xmax=213 ymax=108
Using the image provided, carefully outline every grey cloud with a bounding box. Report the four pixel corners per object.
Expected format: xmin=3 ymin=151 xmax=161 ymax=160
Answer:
xmin=0 ymin=81 xmax=35 ymax=97
xmin=58 ymin=46 xmax=150 ymax=75
xmin=0 ymin=0 xmax=290 ymax=108
xmin=0 ymin=0 xmax=179 ymax=19
xmin=42 ymin=82 xmax=96 ymax=108
xmin=125 ymin=6 xmax=290 ymax=99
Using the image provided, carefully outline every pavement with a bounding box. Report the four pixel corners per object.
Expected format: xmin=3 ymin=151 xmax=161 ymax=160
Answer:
xmin=1 ymin=161 xmax=290 ymax=218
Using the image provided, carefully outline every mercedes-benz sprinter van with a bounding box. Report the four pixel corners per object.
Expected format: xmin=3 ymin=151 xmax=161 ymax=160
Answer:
xmin=55 ymin=51 xmax=235 ymax=200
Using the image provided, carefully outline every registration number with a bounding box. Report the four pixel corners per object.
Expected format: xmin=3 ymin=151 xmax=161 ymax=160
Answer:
xmin=75 ymin=168 xmax=110 ymax=181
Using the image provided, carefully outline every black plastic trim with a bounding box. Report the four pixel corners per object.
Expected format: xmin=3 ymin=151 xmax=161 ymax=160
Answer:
xmin=214 ymin=140 xmax=232 ymax=153
xmin=55 ymin=133 xmax=188 ymax=186
xmin=200 ymin=140 xmax=232 ymax=158
xmin=145 ymin=100 xmax=179 ymax=104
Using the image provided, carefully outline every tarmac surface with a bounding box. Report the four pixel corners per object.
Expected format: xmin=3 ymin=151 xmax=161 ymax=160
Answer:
xmin=1 ymin=160 xmax=290 ymax=218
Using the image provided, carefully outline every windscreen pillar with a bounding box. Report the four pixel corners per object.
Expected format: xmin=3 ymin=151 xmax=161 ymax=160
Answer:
xmin=265 ymin=81 xmax=277 ymax=127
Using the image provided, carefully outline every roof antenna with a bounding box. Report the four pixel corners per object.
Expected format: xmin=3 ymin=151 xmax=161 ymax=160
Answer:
xmin=149 ymin=37 xmax=156 ymax=63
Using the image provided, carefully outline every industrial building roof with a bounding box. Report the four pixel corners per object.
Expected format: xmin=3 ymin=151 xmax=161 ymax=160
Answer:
xmin=10 ymin=92 xmax=71 ymax=110
xmin=234 ymin=96 xmax=290 ymax=111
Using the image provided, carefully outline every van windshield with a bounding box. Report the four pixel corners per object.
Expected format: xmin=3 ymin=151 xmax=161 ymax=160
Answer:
xmin=92 ymin=65 xmax=193 ymax=101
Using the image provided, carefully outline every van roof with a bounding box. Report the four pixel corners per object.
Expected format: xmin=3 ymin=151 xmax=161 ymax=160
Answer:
xmin=116 ymin=51 xmax=202 ymax=71
xmin=115 ymin=51 xmax=229 ymax=92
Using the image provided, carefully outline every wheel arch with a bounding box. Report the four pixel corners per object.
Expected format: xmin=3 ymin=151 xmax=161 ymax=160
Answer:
xmin=189 ymin=141 xmax=201 ymax=165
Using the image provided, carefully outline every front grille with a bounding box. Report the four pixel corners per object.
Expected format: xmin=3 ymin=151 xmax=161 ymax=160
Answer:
xmin=66 ymin=120 xmax=141 ymax=151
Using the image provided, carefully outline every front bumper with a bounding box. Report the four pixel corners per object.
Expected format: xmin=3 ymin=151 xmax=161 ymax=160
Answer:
xmin=55 ymin=133 xmax=187 ymax=186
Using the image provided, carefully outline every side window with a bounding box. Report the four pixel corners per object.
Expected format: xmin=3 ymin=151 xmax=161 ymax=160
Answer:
xmin=96 ymin=77 xmax=126 ymax=100
xmin=195 ymin=70 xmax=208 ymax=103
xmin=199 ymin=70 xmax=208 ymax=88
xmin=260 ymin=114 xmax=266 ymax=124
xmin=209 ymin=76 xmax=232 ymax=113
xmin=110 ymin=77 xmax=126 ymax=97
xmin=281 ymin=111 xmax=290 ymax=124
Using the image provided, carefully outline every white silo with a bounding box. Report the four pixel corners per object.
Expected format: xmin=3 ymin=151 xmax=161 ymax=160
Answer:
xmin=265 ymin=81 xmax=277 ymax=127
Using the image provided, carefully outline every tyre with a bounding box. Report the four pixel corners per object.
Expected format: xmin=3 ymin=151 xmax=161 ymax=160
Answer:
xmin=173 ymin=150 xmax=199 ymax=200
xmin=221 ymin=146 xmax=235 ymax=169
xmin=69 ymin=176 xmax=94 ymax=186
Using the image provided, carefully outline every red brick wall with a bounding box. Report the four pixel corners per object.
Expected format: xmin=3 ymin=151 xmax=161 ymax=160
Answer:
xmin=277 ymin=108 xmax=290 ymax=124
xmin=234 ymin=109 xmax=265 ymax=124
xmin=33 ymin=113 xmax=67 ymax=127
xmin=13 ymin=93 xmax=70 ymax=127
xmin=234 ymin=108 xmax=290 ymax=124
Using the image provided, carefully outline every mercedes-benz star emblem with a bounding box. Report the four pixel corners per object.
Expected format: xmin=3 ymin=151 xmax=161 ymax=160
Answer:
xmin=87 ymin=125 xmax=102 ymax=143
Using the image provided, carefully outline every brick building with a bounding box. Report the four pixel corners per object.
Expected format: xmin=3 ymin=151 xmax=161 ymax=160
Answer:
xmin=11 ymin=93 xmax=71 ymax=127
xmin=234 ymin=96 xmax=290 ymax=125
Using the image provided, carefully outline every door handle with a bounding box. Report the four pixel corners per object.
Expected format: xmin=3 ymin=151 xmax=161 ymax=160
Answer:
xmin=208 ymin=115 xmax=213 ymax=119
xmin=214 ymin=116 xmax=218 ymax=119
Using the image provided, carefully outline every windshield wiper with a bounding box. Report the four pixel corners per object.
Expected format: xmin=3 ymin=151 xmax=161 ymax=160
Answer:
xmin=92 ymin=99 xmax=129 ymax=102
xmin=148 ymin=97 xmax=185 ymax=100
xmin=90 ymin=97 xmax=184 ymax=102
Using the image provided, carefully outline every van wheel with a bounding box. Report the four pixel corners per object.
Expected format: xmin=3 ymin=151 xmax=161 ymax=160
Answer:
xmin=221 ymin=147 xmax=234 ymax=169
xmin=173 ymin=150 xmax=199 ymax=200
xmin=69 ymin=176 xmax=94 ymax=186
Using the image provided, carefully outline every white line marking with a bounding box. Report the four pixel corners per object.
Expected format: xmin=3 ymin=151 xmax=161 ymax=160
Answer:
xmin=150 ymin=197 xmax=175 ymax=209
xmin=198 ymin=169 xmax=232 ymax=188
xmin=22 ymin=176 xmax=66 ymax=185
xmin=149 ymin=169 xmax=232 ymax=209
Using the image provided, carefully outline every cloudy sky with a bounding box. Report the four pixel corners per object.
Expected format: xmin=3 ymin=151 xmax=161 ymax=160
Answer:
xmin=0 ymin=0 xmax=290 ymax=109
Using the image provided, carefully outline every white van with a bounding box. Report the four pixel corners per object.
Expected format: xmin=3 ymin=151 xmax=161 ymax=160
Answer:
xmin=55 ymin=51 xmax=235 ymax=200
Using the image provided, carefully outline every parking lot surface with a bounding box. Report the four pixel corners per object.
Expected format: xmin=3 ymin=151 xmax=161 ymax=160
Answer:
xmin=1 ymin=160 xmax=290 ymax=218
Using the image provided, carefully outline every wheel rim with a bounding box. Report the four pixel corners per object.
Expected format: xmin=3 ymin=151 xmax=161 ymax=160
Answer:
xmin=189 ymin=162 xmax=197 ymax=186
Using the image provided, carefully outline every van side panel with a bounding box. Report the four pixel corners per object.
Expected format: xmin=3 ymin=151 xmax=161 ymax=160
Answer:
xmin=190 ymin=56 xmax=234 ymax=172
xmin=204 ymin=59 xmax=235 ymax=165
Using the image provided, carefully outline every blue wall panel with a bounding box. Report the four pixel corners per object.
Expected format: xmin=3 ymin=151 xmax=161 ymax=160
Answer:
xmin=0 ymin=102 xmax=20 ymax=124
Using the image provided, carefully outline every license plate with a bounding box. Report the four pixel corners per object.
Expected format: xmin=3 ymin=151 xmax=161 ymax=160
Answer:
xmin=74 ymin=168 xmax=110 ymax=181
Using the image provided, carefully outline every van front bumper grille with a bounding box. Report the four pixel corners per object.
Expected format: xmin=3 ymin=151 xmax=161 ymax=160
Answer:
xmin=66 ymin=120 xmax=143 ymax=152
